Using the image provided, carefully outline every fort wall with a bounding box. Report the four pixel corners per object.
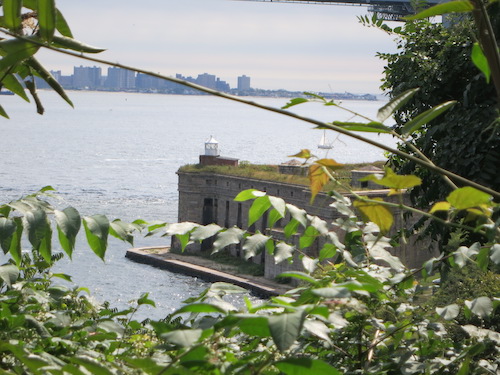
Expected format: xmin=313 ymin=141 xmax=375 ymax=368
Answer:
xmin=176 ymin=170 xmax=435 ymax=280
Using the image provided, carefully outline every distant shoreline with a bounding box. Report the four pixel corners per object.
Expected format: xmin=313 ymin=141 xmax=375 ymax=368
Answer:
xmin=38 ymin=87 xmax=378 ymax=101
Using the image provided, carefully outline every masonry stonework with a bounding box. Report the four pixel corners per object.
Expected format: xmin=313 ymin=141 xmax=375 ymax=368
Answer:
xmin=176 ymin=170 xmax=436 ymax=280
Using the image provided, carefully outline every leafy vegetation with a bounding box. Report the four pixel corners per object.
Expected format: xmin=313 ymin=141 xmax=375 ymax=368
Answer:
xmin=0 ymin=0 xmax=499 ymax=374
xmin=178 ymin=162 xmax=385 ymax=192
xmin=376 ymin=9 xmax=500 ymax=247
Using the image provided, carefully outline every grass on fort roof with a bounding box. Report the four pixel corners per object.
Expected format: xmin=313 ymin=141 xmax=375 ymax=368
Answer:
xmin=178 ymin=161 xmax=385 ymax=191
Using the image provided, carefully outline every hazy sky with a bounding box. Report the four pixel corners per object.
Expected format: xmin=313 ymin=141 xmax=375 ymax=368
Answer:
xmin=40 ymin=0 xmax=399 ymax=94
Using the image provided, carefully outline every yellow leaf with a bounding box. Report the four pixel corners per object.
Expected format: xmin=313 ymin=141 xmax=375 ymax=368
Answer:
xmin=309 ymin=165 xmax=329 ymax=202
xmin=353 ymin=198 xmax=393 ymax=233
xmin=315 ymin=158 xmax=343 ymax=168
xmin=429 ymin=201 xmax=451 ymax=213
xmin=288 ymin=149 xmax=311 ymax=159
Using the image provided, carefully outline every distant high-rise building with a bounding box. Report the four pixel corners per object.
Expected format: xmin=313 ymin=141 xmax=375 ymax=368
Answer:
xmin=73 ymin=65 xmax=101 ymax=89
xmin=196 ymin=73 xmax=217 ymax=90
xmin=237 ymin=75 xmax=251 ymax=91
xmin=216 ymin=78 xmax=230 ymax=92
xmin=106 ymin=67 xmax=136 ymax=90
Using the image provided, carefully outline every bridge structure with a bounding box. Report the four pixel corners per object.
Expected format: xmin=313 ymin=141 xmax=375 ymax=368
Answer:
xmin=238 ymin=0 xmax=444 ymax=21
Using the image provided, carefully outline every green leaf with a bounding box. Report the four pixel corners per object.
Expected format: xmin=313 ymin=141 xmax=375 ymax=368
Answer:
xmin=377 ymin=88 xmax=419 ymax=122
xmin=1 ymin=73 xmax=30 ymax=101
xmin=405 ymin=0 xmax=473 ymax=20
xmin=0 ymin=39 xmax=40 ymax=72
xmin=401 ymin=101 xmax=456 ymax=135
xmin=3 ymin=0 xmax=22 ymax=30
xmin=55 ymin=207 xmax=81 ymax=259
xmin=268 ymin=208 xmax=284 ymax=228
xmin=0 ymin=264 xmax=19 ymax=288
xmin=429 ymin=201 xmax=451 ymax=213
xmin=243 ymin=232 xmax=271 ymax=260
xmin=436 ymin=304 xmax=460 ymax=320
xmin=447 ymin=186 xmax=492 ymax=210
xmin=110 ymin=219 xmax=134 ymax=245
xmin=124 ymin=357 xmax=165 ymax=375
xmin=490 ymin=244 xmax=500 ymax=265
xmin=70 ymin=356 xmax=114 ymax=375
xmin=51 ymin=35 xmax=106 ymax=53
xmin=275 ymin=358 xmax=341 ymax=375
xmin=268 ymin=310 xmax=306 ymax=352
xmin=299 ymin=226 xmax=320 ymax=249
xmin=174 ymin=303 xmax=228 ymax=315
xmin=165 ymin=222 xmax=199 ymax=236
xmin=83 ymin=215 xmax=110 ymax=261
xmin=209 ymin=282 xmax=247 ymax=294
xmin=55 ymin=9 xmax=74 ymax=37
xmin=360 ymin=167 xmax=421 ymax=190
xmin=137 ymin=292 xmax=156 ymax=307
xmin=302 ymin=255 xmax=318 ymax=274
xmin=284 ymin=218 xmax=300 ymax=238
xmin=234 ymin=189 xmax=265 ymax=202
xmin=452 ymin=243 xmax=480 ymax=268
xmin=274 ymin=242 xmax=295 ymax=264
xmin=269 ymin=196 xmax=286 ymax=218
xmin=51 ymin=273 xmax=72 ymax=282
xmin=212 ymin=227 xmax=244 ymax=253
xmin=286 ymin=204 xmax=307 ymax=228
xmin=0 ymin=105 xmax=9 ymax=119
xmin=331 ymin=121 xmax=391 ymax=133
xmin=248 ymin=196 xmax=271 ymax=227
xmin=238 ymin=316 xmax=271 ymax=336
xmin=476 ymin=245 xmax=490 ymax=271
xmin=8 ymin=217 xmax=23 ymax=265
xmin=190 ymin=223 xmax=222 ymax=241
xmin=282 ymin=97 xmax=309 ymax=109
xmin=37 ymin=0 xmax=56 ymax=42
xmin=471 ymin=43 xmax=491 ymax=83
xmin=465 ymin=297 xmax=493 ymax=319
xmin=162 ymin=329 xmax=202 ymax=347
xmin=0 ymin=217 xmax=16 ymax=254
xmin=279 ymin=271 xmax=318 ymax=285
xmin=353 ymin=198 xmax=393 ymax=233
xmin=319 ymin=243 xmax=337 ymax=261
xmin=303 ymin=320 xmax=332 ymax=344
xmin=312 ymin=287 xmax=351 ymax=298
xmin=27 ymin=57 xmax=74 ymax=107
xmin=25 ymin=208 xmax=52 ymax=263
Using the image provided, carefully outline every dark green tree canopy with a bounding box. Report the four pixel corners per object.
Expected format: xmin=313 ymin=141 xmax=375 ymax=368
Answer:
xmin=380 ymin=16 xmax=500 ymax=209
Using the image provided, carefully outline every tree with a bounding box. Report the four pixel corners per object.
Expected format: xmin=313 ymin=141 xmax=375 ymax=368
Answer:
xmin=379 ymin=14 xmax=500 ymax=210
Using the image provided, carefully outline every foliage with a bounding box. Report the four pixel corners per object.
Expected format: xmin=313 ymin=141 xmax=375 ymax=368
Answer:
xmin=0 ymin=0 xmax=104 ymax=118
xmin=378 ymin=13 xmax=500 ymax=219
xmin=0 ymin=1 xmax=500 ymax=374
xmin=178 ymin=162 xmax=384 ymax=191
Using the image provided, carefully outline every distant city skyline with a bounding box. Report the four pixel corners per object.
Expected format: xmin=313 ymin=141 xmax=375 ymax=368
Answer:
xmin=35 ymin=0 xmax=400 ymax=94
xmin=41 ymin=65 xmax=252 ymax=93
xmin=37 ymin=65 xmax=376 ymax=100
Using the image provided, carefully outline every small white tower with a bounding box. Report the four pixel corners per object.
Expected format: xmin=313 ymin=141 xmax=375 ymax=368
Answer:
xmin=204 ymin=135 xmax=219 ymax=156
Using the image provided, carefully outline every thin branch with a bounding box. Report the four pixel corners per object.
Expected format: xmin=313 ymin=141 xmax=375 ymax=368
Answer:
xmin=1 ymin=29 xmax=499 ymax=200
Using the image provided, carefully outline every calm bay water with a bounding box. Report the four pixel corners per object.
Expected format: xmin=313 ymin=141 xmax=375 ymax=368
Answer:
xmin=0 ymin=90 xmax=396 ymax=319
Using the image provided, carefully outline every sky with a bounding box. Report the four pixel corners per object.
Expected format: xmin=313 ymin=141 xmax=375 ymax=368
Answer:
xmin=39 ymin=0 xmax=400 ymax=94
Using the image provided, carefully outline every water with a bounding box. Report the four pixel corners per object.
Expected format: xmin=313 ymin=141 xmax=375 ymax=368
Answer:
xmin=0 ymin=91 xmax=396 ymax=319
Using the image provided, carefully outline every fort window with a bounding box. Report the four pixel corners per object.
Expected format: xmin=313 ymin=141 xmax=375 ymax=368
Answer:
xmin=290 ymin=191 xmax=294 ymax=197
xmin=224 ymin=201 xmax=230 ymax=227
xmin=361 ymin=181 xmax=368 ymax=188
xmin=237 ymin=203 xmax=242 ymax=228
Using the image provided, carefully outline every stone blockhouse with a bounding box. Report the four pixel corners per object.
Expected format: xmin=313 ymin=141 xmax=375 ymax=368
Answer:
xmin=175 ymin=170 xmax=434 ymax=280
